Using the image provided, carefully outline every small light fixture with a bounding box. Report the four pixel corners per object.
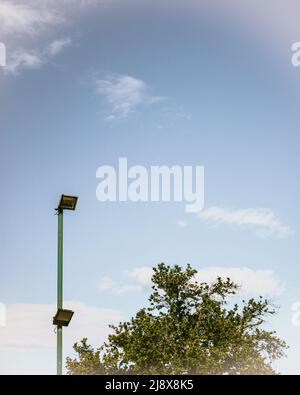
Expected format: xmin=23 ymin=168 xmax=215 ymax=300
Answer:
xmin=57 ymin=195 xmax=78 ymax=211
xmin=53 ymin=309 xmax=74 ymax=327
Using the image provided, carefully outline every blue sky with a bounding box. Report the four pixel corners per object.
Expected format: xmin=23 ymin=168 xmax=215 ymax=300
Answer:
xmin=1 ymin=0 xmax=300 ymax=374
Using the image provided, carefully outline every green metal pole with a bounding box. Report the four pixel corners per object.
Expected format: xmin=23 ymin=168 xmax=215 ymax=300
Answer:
xmin=57 ymin=209 xmax=63 ymax=375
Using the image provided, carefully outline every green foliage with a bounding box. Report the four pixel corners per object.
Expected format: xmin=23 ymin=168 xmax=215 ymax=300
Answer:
xmin=66 ymin=338 xmax=105 ymax=375
xmin=66 ymin=263 xmax=287 ymax=375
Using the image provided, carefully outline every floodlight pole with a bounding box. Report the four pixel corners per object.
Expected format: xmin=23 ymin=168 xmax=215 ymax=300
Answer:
xmin=57 ymin=208 xmax=63 ymax=375
xmin=54 ymin=195 xmax=77 ymax=375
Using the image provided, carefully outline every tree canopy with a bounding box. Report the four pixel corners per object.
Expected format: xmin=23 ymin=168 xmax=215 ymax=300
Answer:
xmin=66 ymin=263 xmax=287 ymax=375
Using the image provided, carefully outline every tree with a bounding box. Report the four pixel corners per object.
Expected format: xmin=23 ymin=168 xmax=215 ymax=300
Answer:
xmin=66 ymin=263 xmax=287 ymax=375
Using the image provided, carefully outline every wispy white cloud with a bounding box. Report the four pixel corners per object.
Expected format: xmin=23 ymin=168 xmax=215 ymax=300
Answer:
xmin=198 ymin=206 xmax=293 ymax=238
xmin=176 ymin=220 xmax=188 ymax=228
xmin=126 ymin=267 xmax=153 ymax=287
xmin=0 ymin=0 xmax=99 ymax=38
xmin=4 ymin=49 xmax=44 ymax=75
xmin=47 ymin=37 xmax=72 ymax=56
xmin=98 ymin=267 xmax=153 ymax=294
xmin=0 ymin=0 xmax=98 ymax=76
xmin=96 ymin=74 xmax=165 ymax=119
xmin=195 ymin=267 xmax=284 ymax=296
xmin=0 ymin=301 xmax=123 ymax=350
xmin=0 ymin=1 xmax=61 ymax=36
xmin=98 ymin=265 xmax=283 ymax=296
xmin=4 ymin=36 xmax=72 ymax=75
xmin=98 ymin=276 xmax=143 ymax=294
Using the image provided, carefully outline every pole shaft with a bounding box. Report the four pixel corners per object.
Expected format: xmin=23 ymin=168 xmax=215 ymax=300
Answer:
xmin=57 ymin=209 xmax=63 ymax=375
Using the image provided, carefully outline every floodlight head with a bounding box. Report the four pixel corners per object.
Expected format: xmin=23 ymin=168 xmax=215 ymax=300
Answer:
xmin=53 ymin=309 xmax=74 ymax=327
xmin=57 ymin=195 xmax=78 ymax=211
